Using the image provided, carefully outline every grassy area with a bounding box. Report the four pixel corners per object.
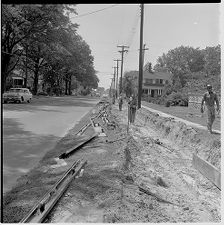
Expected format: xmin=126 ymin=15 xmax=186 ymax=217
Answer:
xmin=142 ymin=101 xmax=221 ymax=131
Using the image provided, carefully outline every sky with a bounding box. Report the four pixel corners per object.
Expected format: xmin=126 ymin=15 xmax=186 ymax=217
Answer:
xmin=70 ymin=4 xmax=220 ymax=90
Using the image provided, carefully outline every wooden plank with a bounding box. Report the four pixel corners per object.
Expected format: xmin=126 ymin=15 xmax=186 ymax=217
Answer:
xmin=192 ymin=153 xmax=221 ymax=190
xmin=20 ymin=161 xmax=87 ymax=223
xmin=59 ymin=135 xmax=97 ymax=159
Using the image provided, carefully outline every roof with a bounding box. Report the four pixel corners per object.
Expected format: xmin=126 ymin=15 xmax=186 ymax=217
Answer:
xmin=11 ymin=76 xmax=24 ymax=80
xmin=143 ymin=71 xmax=172 ymax=80
xmin=10 ymin=88 xmax=29 ymax=90
xmin=126 ymin=70 xmax=172 ymax=80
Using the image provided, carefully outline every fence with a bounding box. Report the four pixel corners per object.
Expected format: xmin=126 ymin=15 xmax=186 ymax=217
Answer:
xmin=188 ymin=96 xmax=203 ymax=110
xmin=188 ymin=94 xmax=221 ymax=117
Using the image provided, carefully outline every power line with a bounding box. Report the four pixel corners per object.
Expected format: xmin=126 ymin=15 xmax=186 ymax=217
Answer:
xmin=124 ymin=5 xmax=140 ymax=66
xmin=126 ymin=6 xmax=140 ymax=49
xmin=71 ymin=4 xmax=119 ymax=19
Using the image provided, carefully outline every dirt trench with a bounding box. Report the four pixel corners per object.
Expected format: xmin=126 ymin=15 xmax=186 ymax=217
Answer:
xmin=48 ymin=102 xmax=220 ymax=223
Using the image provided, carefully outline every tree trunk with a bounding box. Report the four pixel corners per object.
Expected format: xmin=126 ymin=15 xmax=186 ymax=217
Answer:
xmin=65 ymin=79 xmax=68 ymax=95
xmin=68 ymin=75 xmax=72 ymax=95
xmin=33 ymin=65 xmax=39 ymax=95
xmin=1 ymin=54 xmax=11 ymax=93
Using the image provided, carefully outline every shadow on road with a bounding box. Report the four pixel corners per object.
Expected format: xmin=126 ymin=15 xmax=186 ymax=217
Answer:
xmin=3 ymin=96 xmax=99 ymax=112
xmin=3 ymin=118 xmax=60 ymax=194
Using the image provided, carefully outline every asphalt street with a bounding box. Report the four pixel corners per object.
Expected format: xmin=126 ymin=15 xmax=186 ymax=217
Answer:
xmin=2 ymin=96 xmax=99 ymax=194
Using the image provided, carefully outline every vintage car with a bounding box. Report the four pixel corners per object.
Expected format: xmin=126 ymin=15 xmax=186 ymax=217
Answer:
xmin=3 ymin=88 xmax=32 ymax=103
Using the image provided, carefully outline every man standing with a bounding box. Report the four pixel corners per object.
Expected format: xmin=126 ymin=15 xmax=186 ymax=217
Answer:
xmin=201 ymin=84 xmax=219 ymax=133
xmin=128 ymin=94 xmax=137 ymax=124
xmin=118 ymin=94 xmax=123 ymax=111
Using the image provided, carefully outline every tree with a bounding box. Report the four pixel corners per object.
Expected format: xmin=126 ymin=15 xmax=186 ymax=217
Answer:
xmin=2 ymin=4 xmax=99 ymax=95
xmin=144 ymin=62 xmax=153 ymax=73
xmin=1 ymin=4 xmax=78 ymax=93
xmin=203 ymin=45 xmax=221 ymax=77
xmin=122 ymin=71 xmax=138 ymax=97
xmin=42 ymin=30 xmax=98 ymax=95
xmin=154 ymin=46 xmax=205 ymax=87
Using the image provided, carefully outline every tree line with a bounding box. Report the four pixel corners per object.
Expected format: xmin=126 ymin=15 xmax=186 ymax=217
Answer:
xmin=2 ymin=4 xmax=99 ymax=95
xmin=122 ymin=45 xmax=221 ymax=99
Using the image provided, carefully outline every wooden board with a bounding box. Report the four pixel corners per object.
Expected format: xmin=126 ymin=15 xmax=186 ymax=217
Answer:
xmin=192 ymin=153 xmax=221 ymax=190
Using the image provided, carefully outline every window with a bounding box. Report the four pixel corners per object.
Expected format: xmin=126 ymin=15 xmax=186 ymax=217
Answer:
xmin=145 ymin=79 xmax=149 ymax=83
xmin=160 ymin=79 xmax=163 ymax=84
xmin=156 ymin=79 xmax=159 ymax=84
xmin=145 ymin=79 xmax=153 ymax=84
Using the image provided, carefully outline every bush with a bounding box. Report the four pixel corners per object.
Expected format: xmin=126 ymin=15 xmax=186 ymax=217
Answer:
xmin=165 ymin=101 xmax=171 ymax=107
xmin=167 ymin=92 xmax=188 ymax=106
xmin=37 ymin=92 xmax=48 ymax=96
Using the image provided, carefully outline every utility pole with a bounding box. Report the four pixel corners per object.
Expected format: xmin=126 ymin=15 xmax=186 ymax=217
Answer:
xmin=138 ymin=3 xmax=144 ymax=109
xmin=109 ymin=77 xmax=113 ymax=98
xmin=112 ymin=66 xmax=117 ymax=91
xmin=142 ymin=44 xmax=149 ymax=67
xmin=117 ymin=45 xmax=129 ymax=94
xmin=114 ymin=59 xmax=121 ymax=97
xmin=138 ymin=43 xmax=149 ymax=72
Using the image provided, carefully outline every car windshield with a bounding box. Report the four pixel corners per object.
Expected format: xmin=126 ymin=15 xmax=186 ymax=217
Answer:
xmin=9 ymin=89 xmax=23 ymax=93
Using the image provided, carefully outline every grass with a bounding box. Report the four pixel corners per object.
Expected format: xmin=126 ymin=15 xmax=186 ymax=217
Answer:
xmin=142 ymin=101 xmax=221 ymax=131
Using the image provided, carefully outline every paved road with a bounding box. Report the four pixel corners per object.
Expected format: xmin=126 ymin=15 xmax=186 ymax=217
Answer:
xmin=2 ymin=96 xmax=99 ymax=194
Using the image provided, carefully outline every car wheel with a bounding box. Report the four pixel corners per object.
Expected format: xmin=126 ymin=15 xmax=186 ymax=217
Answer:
xmin=27 ymin=98 xmax=31 ymax=103
xmin=16 ymin=100 xmax=21 ymax=103
xmin=21 ymin=96 xmax=24 ymax=102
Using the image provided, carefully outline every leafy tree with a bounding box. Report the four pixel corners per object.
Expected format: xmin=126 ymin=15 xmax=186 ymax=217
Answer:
xmin=203 ymin=45 xmax=221 ymax=77
xmin=122 ymin=71 xmax=138 ymax=97
xmin=1 ymin=4 xmax=78 ymax=93
xmin=144 ymin=62 xmax=153 ymax=73
xmin=154 ymin=46 xmax=205 ymax=87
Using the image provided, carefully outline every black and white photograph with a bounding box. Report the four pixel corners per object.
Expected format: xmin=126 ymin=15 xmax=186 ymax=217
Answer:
xmin=1 ymin=3 xmax=221 ymax=223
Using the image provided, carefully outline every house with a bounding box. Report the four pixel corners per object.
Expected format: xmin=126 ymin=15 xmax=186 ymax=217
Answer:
xmin=11 ymin=76 xmax=24 ymax=87
xmin=6 ymin=70 xmax=25 ymax=89
xmin=142 ymin=71 xmax=172 ymax=97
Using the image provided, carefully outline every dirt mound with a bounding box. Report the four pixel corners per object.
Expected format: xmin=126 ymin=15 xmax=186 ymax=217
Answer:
xmin=137 ymin=108 xmax=221 ymax=170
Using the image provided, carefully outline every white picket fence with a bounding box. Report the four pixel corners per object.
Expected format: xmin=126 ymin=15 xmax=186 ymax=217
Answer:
xmin=188 ymin=95 xmax=221 ymax=117
xmin=188 ymin=96 xmax=203 ymax=110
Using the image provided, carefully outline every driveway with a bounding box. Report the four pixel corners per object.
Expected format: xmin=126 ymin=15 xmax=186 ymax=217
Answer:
xmin=2 ymin=96 xmax=99 ymax=193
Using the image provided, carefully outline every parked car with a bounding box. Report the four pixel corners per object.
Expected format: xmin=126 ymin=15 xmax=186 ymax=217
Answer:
xmin=3 ymin=88 xmax=32 ymax=103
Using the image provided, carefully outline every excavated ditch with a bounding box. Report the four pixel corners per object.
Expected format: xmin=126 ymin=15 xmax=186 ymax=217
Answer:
xmin=137 ymin=107 xmax=221 ymax=170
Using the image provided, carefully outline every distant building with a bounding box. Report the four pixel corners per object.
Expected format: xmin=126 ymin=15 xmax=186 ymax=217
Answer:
xmin=128 ymin=70 xmax=172 ymax=97
xmin=142 ymin=71 xmax=172 ymax=97
xmin=6 ymin=70 xmax=24 ymax=89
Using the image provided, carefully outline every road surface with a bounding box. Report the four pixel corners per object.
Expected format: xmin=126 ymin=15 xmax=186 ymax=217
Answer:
xmin=2 ymin=96 xmax=99 ymax=194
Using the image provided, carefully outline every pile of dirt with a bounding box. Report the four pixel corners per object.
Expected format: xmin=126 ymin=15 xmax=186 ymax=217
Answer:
xmin=110 ymin=103 xmax=220 ymax=223
xmin=136 ymin=108 xmax=221 ymax=170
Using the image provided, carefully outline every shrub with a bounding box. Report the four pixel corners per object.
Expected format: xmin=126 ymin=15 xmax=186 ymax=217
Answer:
xmin=37 ymin=92 xmax=48 ymax=96
xmin=167 ymin=92 xmax=188 ymax=106
xmin=165 ymin=101 xmax=171 ymax=107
